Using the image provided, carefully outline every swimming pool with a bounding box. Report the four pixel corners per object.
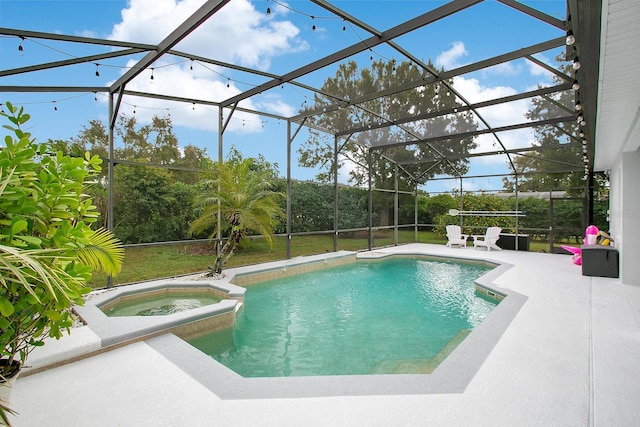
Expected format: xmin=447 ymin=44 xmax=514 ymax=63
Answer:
xmin=188 ymin=256 xmax=499 ymax=377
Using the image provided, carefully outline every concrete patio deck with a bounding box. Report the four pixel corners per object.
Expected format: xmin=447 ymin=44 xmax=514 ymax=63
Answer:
xmin=7 ymin=243 xmax=640 ymax=426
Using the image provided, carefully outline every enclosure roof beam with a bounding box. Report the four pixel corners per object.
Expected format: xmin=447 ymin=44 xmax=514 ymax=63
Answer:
xmin=109 ymin=0 xmax=230 ymax=94
xmin=396 ymin=142 xmax=582 ymax=165
xmin=369 ymin=115 xmax=575 ymax=151
xmin=335 ymin=83 xmax=572 ymax=137
xmin=525 ymin=55 xmax=572 ymax=82
xmin=219 ymin=0 xmax=482 ymax=109
xmin=428 ymin=168 xmax=584 ymax=182
xmin=0 ymin=27 xmax=157 ymax=50
xmin=122 ymin=90 xmax=220 ymax=107
xmin=0 ymin=48 xmax=148 ymax=78
xmin=291 ymin=37 xmax=564 ymax=121
xmin=497 ymin=0 xmax=565 ymax=29
xmin=309 ymin=0 xmax=467 ymax=178
xmin=0 ymin=86 xmax=108 ymax=93
xmin=513 ymin=151 xmax=583 ymax=170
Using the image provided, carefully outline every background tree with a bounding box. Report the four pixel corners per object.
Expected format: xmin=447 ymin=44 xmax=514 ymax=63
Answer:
xmin=67 ymin=114 xmax=211 ymax=243
xmin=502 ymin=62 xmax=584 ymax=194
xmin=281 ymin=182 xmax=371 ymax=234
xmin=112 ymin=165 xmax=198 ymax=243
xmin=431 ymin=193 xmax=514 ymax=236
xmin=418 ymin=193 xmax=457 ymax=226
xmin=298 ymin=59 xmax=477 ymax=225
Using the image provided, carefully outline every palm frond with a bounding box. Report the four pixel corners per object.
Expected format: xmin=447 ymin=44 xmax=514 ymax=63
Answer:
xmin=72 ymin=228 xmax=124 ymax=276
xmin=0 ymin=245 xmax=81 ymax=302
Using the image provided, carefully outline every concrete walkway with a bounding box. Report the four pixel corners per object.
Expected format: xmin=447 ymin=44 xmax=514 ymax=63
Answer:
xmin=8 ymin=244 xmax=640 ymax=426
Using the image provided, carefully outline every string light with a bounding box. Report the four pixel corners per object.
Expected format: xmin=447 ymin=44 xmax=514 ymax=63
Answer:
xmin=95 ymin=64 xmax=100 ymax=77
xmin=572 ymin=57 xmax=581 ymax=70
xmin=572 ymin=80 xmax=580 ymax=91
xmin=18 ymin=36 xmax=25 ymax=52
xmin=266 ymin=6 xmax=271 ymax=15
xmin=575 ymin=101 xmax=582 ymax=111
xmin=150 ymin=68 xmax=154 ymax=80
xmin=133 ymin=106 xmax=136 ymax=114
xmin=311 ymin=16 xmax=316 ymax=31
xmin=227 ymin=78 xmax=230 ymax=88
xmin=53 ymin=101 xmax=57 ymax=111
xmin=190 ymin=59 xmax=193 ymax=71
xmin=566 ymin=30 xmax=575 ymax=46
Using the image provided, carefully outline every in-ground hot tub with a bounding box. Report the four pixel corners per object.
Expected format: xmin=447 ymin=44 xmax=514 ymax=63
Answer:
xmin=74 ymin=280 xmax=246 ymax=347
xmin=99 ymin=287 xmax=226 ymax=317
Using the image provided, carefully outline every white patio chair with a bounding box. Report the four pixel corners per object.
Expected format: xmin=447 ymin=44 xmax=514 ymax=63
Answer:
xmin=472 ymin=227 xmax=502 ymax=251
xmin=445 ymin=225 xmax=469 ymax=248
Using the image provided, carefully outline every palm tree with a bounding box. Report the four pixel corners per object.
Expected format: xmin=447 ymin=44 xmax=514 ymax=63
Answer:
xmin=189 ymin=157 xmax=284 ymax=274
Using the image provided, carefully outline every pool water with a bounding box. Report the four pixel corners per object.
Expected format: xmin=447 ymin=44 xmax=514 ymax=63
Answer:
xmin=101 ymin=291 xmax=223 ymax=317
xmin=187 ymin=257 xmax=497 ymax=377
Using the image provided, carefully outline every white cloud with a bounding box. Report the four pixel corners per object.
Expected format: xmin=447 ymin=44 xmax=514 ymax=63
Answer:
xmin=77 ymin=29 xmax=99 ymax=38
xmin=452 ymin=76 xmax=515 ymax=103
xmin=109 ymin=0 xmax=307 ymax=70
xmin=436 ymin=41 xmax=468 ymax=69
xmin=483 ymin=61 xmax=522 ymax=77
xmin=451 ymin=76 xmax=535 ymax=164
xmin=110 ymin=60 xmax=262 ymax=133
xmin=106 ymin=0 xmax=304 ymax=133
xmin=257 ymin=95 xmax=297 ymax=117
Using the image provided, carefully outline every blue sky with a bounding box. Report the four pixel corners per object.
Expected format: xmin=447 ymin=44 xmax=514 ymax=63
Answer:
xmin=0 ymin=0 xmax=569 ymax=194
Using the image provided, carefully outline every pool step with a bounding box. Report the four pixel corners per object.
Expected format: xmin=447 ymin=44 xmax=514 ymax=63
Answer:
xmin=368 ymin=329 xmax=472 ymax=374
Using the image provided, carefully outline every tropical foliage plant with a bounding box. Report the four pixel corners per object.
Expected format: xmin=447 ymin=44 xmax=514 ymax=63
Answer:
xmin=0 ymin=102 xmax=124 ymax=419
xmin=189 ymin=152 xmax=284 ymax=274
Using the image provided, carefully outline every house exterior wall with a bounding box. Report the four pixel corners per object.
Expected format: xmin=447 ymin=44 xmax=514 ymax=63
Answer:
xmin=610 ymin=148 xmax=640 ymax=286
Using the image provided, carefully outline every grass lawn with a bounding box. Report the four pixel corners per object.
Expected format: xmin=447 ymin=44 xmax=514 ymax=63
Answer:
xmin=89 ymin=230 xmax=556 ymax=289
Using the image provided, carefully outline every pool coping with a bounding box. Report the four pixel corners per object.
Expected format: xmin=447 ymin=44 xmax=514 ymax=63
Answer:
xmin=144 ymin=249 xmax=527 ymax=399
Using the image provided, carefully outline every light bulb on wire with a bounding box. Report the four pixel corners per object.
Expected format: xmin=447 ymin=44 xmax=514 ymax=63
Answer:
xmin=566 ymin=30 xmax=575 ymax=46
xmin=572 ymin=57 xmax=581 ymax=70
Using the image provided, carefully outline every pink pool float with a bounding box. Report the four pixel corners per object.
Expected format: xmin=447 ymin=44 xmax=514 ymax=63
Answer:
xmin=561 ymin=225 xmax=599 ymax=265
